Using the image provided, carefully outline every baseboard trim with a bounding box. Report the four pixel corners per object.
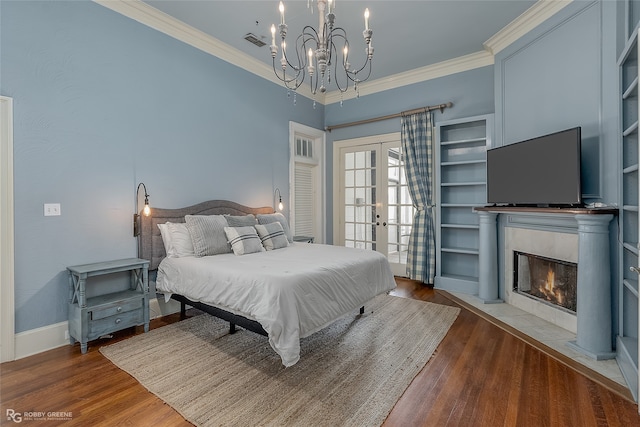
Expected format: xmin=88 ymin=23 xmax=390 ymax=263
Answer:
xmin=12 ymin=297 xmax=181 ymax=360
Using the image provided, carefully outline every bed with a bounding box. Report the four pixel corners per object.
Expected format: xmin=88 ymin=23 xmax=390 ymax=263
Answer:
xmin=140 ymin=200 xmax=397 ymax=366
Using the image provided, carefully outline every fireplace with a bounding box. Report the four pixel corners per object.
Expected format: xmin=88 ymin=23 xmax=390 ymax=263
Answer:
xmin=514 ymin=252 xmax=578 ymax=313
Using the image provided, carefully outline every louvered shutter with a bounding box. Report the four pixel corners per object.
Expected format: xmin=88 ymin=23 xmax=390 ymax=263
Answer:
xmin=294 ymin=164 xmax=315 ymax=237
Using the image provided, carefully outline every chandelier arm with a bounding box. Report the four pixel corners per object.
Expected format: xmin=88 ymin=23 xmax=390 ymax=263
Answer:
xmin=328 ymin=39 xmax=350 ymax=94
xmin=272 ymin=57 xmax=305 ymax=90
xmin=346 ymin=59 xmax=373 ymax=83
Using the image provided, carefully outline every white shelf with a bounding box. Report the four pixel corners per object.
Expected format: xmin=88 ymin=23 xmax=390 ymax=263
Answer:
xmin=624 ymin=278 xmax=639 ymax=298
xmin=624 ymin=121 xmax=638 ymax=137
xmin=441 ymin=159 xmax=486 ymax=167
xmin=624 ymin=76 xmax=639 ymax=99
xmin=440 ymin=137 xmax=487 ymax=146
xmin=441 ymin=247 xmax=479 ymax=255
xmin=441 ymin=224 xmax=480 ymax=230
xmin=440 ymin=181 xmax=486 ymax=187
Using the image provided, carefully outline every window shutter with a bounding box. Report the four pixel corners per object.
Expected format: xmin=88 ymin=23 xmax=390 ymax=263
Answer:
xmin=294 ymin=164 xmax=314 ymax=237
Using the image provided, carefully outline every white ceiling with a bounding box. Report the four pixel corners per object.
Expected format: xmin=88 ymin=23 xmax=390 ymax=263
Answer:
xmin=142 ymin=0 xmax=537 ymax=80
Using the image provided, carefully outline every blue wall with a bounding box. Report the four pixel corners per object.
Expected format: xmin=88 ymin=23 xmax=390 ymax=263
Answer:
xmin=323 ymin=66 xmax=496 ymax=242
xmin=0 ymin=0 xmax=322 ymax=333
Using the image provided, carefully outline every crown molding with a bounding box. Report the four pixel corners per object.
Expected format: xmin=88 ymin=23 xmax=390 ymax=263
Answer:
xmin=483 ymin=0 xmax=573 ymax=55
xmin=324 ymin=51 xmax=494 ymax=105
xmin=93 ymin=0 xmax=319 ymax=102
xmin=95 ymin=0 xmax=568 ymax=106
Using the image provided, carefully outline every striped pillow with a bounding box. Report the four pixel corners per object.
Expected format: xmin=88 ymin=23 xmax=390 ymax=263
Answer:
xmin=255 ymin=222 xmax=289 ymax=251
xmin=256 ymin=213 xmax=293 ymax=243
xmin=185 ymin=215 xmax=232 ymax=256
xmin=224 ymin=226 xmax=265 ymax=256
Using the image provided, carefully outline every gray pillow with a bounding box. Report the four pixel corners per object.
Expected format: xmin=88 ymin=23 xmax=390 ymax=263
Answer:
xmin=224 ymin=226 xmax=265 ymax=255
xmin=184 ymin=215 xmax=232 ymax=256
xmin=255 ymin=222 xmax=289 ymax=251
xmin=256 ymin=213 xmax=293 ymax=243
xmin=226 ymin=214 xmax=257 ymax=227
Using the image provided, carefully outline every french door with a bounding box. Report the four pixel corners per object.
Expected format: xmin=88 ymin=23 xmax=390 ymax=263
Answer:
xmin=333 ymin=133 xmax=414 ymax=276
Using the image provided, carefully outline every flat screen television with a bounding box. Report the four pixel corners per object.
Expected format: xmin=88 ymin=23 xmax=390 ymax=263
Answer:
xmin=486 ymin=127 xmax=582 ymax=207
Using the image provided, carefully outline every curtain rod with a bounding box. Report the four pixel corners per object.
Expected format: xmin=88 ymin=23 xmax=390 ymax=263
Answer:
xmin=325 ymin=102 xmax=453 ymax=132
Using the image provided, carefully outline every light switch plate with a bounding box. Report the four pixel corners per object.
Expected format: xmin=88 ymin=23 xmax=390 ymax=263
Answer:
xmin=44 ymin=203 xmax=61 ymax=216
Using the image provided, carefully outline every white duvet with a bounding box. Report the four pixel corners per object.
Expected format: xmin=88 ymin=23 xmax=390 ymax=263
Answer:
xmin=156 ymin=243 xmax=396 ymax=366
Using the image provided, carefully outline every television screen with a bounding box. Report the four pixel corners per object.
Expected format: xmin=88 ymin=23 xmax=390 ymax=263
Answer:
xmin=486 ymin=127 xmax=582 ymax=206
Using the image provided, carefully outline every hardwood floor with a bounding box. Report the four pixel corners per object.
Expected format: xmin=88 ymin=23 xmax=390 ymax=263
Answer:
xmin=2 ymin=279 xmax=639 ymax=426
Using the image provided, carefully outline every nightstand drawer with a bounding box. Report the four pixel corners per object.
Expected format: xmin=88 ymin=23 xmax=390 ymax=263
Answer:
xmin=91 ymin=297 xmax=143 ymax=320
xmin=89 ymin=310 xmax=143 ymax=337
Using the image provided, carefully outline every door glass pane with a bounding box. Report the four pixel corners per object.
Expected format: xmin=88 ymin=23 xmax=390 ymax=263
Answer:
xmin=387 ymin=145 xmax=414 ymax=266
xmin=344 ymin=149 xmax=377 ymax=251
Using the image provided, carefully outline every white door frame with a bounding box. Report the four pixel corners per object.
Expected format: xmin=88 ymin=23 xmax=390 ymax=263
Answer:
xmin=1 ymin=96 xmax=15 ymax=362
xmin=332 ymin=132 xmax=400 ymax=245
xmin=289 ymin=121 xmax=326 ymax=243
xmin=333 ymin=132 xmax=409 ymax=276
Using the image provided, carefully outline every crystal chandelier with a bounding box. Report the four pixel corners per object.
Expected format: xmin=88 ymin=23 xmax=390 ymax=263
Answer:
xmin=270 ymin=0 xmax=374 ymax=101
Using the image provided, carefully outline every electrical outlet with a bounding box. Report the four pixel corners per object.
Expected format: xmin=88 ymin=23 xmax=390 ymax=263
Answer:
xmin=44 ymin=203 xmax=61 ymax=216
xmin=64 ymin=330 xmax=69 ymax=340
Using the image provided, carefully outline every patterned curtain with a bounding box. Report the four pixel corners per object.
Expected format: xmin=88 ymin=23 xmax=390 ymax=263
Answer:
xmin=401 ymin=111 xmax=435 ymax=283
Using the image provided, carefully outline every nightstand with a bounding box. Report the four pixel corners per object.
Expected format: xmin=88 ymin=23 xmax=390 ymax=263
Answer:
xmin=67 ymin=258 xmax=149 ymax=353
xmin=293 ymin=235 xmax=315 ymax=243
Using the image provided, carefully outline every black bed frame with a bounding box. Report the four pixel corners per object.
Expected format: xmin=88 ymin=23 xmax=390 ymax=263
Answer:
xmin=173 ymin=294 xmax=364 ymax=336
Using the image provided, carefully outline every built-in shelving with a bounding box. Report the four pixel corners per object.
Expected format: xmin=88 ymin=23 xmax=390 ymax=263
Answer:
xmin=434 ymin=114 xmax=493 ymax=294
xmin=618 ymin=21 xmax=640 ymax=402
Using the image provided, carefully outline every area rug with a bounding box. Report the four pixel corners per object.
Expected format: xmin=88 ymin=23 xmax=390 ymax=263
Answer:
xmin=100 ymin=294 xmax=460 ymax=427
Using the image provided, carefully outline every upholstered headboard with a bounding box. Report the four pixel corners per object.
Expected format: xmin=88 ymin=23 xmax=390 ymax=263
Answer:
xmin=139 ymin=200 xmax=274 ymax=270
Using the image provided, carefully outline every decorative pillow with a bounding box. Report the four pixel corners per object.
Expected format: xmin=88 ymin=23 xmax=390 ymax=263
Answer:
xmin=158 ymin=222 xmax=195 ymax=258
xmin=167 ymin=222 xmax=195 ymax=257
xmin=185 ymin=215 xmax=232 ymax=256
xmin=256 ymin=213 xmax=293 ymax=243
xmin=225 ymin=214 xmax=257 ymax=227
xmin=157 ymin=223 xmax=173 ymax=256
xmin=255 ymin=222 xmax=289 ymax=251
xmin=224 ymin=226 xmax=265 ymax=256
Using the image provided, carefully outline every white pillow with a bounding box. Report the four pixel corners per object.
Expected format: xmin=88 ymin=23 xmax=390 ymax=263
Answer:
xmin=223 ymin=226 xmax=265 ymax=256
xmin=158 ymin=222 xmax=195 ymax=258
xmin=167 ymin=222 xmax=195 ymax=257
xmin=157 ymin=223 xmax=173 ymax=255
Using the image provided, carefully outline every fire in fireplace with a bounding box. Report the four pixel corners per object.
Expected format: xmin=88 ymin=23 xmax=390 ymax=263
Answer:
xmin=513 ymin=251 xmax=577 ymax=313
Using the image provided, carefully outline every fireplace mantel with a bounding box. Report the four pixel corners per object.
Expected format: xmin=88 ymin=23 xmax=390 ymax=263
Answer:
xmin=474 ymin=205 xmax=618 ymax=215
xmin=474 ymin=206 xmax=617 ymax=360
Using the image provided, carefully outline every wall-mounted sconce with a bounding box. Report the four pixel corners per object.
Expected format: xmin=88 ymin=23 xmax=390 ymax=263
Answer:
xmin=274 ymin=188 xmax=284 ymax=212
xmin=133 ymin=182 xmax=151 ymax=237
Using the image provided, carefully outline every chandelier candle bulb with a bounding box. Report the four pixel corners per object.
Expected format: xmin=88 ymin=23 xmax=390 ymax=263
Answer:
xmin=279 ymin=1 xmax=285 ymax=25
xmin=271 ymin=25 xmax=276 ymax=46
xmin=364 ymin=8 xmax=369 ymax=30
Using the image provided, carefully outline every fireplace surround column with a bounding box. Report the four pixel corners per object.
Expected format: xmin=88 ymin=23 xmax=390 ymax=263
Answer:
xmin=478 ymin=211 xmax=501 ymax=303
xmin=566 ymin=214 xmax=615 ymax=360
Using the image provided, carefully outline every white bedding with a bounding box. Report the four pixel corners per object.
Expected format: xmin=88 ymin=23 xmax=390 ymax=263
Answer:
xmin=156 ymin=243 xmax=396 ymax=366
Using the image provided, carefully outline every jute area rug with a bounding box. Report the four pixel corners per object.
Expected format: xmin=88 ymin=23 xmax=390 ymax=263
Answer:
xmin=100 ymin=294 xmax=460 ymax=427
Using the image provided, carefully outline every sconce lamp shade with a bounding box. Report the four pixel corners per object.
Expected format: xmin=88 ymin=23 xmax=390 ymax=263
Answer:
xmin=274 ymin=188 xmax=284 ymax=212
xmin=133 ymin=182 xmax=151 ymax=237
